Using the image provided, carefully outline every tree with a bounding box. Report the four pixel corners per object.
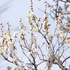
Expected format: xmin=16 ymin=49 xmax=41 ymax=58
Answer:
xmin=0 ymin=0 xmax=70 ymax=70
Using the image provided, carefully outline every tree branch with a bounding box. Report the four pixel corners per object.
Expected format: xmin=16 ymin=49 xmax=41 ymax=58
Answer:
xmin=1 ymin=53 xmax=18 ymax=66
xmin=38 ymin=30 xmax=50 ymax=45
xmin=62 ymin=56 xmax=70 ymax=64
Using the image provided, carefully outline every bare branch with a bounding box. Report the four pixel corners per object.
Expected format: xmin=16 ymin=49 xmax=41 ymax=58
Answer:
xmin=62 ymin=56 xmax=70 ymax=64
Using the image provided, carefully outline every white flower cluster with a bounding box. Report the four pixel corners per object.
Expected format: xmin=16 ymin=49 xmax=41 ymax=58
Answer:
xmin=43 ymin=13 xmax=48 ymax=26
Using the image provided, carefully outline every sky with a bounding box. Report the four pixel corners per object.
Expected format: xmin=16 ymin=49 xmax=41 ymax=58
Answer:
xmin=0 ymin=0 xmax=70 ymax=70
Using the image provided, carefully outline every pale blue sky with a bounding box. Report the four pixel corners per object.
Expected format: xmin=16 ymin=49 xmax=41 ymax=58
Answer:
xmin=0 ymin=0 xmax=70 ymax=70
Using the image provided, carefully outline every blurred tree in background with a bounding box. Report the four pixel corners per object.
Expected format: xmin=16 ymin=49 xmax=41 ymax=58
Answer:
xmin=0 ymin=0 xmax=13 ymax=15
